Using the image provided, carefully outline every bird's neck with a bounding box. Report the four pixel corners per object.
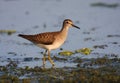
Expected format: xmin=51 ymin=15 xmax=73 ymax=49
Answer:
xmin=60 ymin=24 xmax=69 ymax=33
xmin=59 ymin=24 xmax=69 ymax=38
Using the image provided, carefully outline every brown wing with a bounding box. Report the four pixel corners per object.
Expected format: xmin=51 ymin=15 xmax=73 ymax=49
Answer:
xmin=18 ymin=32 xmax=59 ymax=45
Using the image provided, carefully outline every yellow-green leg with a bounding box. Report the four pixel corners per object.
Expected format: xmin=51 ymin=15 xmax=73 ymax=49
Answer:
xmin=48 ymin=50 xmax=55 ymax=68
xmin=42 ymin=50 xmax=47 ymax=68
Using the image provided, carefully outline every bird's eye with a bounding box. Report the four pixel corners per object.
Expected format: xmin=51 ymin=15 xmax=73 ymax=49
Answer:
xmin=66 ymin=21 xmax=69 ymax=24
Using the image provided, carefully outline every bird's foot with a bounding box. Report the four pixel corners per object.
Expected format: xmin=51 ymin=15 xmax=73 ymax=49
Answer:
xmin=41 ymin=65 xmax=46 ymax=70
xmin=51 ymin=63 xmax=55 ymax=69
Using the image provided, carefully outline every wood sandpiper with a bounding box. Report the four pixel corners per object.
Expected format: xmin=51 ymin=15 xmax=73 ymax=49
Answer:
xmin=18 ymin=19 xmax=80 ymax=68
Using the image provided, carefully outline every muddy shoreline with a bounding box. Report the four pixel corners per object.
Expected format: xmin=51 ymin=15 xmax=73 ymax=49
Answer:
xmin=0 ymin=56 xmax=120 ymax=83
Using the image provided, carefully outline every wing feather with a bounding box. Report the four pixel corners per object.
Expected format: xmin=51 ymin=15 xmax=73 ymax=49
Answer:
xmin=18 ymin=32 xmax=59 ymax=45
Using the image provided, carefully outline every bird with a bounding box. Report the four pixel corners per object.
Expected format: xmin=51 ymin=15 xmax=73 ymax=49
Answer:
xmin=18 ymin=19 xmax=80 ymax=68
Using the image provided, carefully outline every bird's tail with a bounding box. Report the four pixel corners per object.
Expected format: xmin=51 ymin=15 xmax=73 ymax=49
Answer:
xmin=18 ymin=34 xmax=33 ymax=41
xmin=18 ymin=34 xmax=27 ymax=38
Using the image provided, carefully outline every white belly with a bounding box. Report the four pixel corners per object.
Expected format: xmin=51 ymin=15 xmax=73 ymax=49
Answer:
xmin=36 ymin=42 xmax=64 ymax=50
xmin=36 ymin=38 xmax=65 ymax=50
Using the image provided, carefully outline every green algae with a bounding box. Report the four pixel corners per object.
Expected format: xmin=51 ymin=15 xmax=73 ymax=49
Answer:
xmin=75 ymin=48 xmax=92 ymax=55
xmin=0 ymin=30 xmax=16 ymax=35
xmin=58 ymin=48 xmax=92 ymax=56
xmin=58 ymin=50 xmax=74 ymax=56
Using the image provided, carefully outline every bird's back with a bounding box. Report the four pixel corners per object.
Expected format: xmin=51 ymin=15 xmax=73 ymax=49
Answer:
xmin=18 ymin=31 xmax=60 ymax=45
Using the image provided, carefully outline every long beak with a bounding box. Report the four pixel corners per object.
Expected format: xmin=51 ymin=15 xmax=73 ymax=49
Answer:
xmin=72 ymin=24 xmax=80 ymax=29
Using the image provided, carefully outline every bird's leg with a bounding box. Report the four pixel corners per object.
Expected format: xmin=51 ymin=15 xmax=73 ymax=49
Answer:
xmin=48 ymin=50 xmax=55 ymax=68
xmin=42 ymin=50 xmax=47 ymax=68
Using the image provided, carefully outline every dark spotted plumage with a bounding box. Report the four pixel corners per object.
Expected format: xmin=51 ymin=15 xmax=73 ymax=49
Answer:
xmin=18 ymin=31 xmax=60 ymax=45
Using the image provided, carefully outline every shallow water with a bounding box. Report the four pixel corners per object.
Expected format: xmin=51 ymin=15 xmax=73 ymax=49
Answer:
xmin=0 ymin=0 xmax=120 ymax=69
